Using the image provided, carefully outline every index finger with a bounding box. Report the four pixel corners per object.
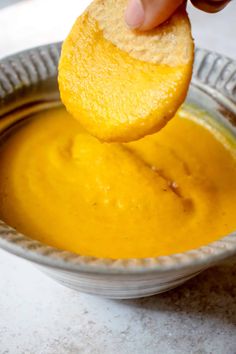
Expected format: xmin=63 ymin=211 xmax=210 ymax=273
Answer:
xmin=191 ymin=0 xmax=231 ymax=13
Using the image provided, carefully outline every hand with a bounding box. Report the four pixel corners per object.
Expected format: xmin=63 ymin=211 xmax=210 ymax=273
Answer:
xmin=125 ymin=0 xmax=231 ymax=30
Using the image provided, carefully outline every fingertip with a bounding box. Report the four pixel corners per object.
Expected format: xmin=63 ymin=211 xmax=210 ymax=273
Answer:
xmin=125 ymin=0 xmax=185 ymax=31
xmin=125 ymin=0 xmax=145 ymax=29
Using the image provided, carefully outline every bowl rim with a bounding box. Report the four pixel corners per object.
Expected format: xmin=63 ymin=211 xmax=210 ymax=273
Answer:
xmin=0 ymin=43 xmax=236 ymax=275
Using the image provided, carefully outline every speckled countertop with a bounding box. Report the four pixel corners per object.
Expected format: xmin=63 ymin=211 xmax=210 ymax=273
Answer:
xmin=0 ymin=1 xmax=236 ymax=353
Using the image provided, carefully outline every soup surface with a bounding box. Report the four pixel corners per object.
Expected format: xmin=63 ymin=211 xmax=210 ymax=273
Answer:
xmin=0 ymin=107 xmax=235 ymax=258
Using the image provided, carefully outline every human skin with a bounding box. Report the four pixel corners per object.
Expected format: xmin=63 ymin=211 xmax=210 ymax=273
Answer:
xmin=125 ymin=0 xmax=231 ymax=30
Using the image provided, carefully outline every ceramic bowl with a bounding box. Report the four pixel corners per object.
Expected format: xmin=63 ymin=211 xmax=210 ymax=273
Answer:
xmin=0 ymin=43 xmax=235 ymax=299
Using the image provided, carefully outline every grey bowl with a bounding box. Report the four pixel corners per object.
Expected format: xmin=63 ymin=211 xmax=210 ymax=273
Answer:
xmin=0 ymin=43 xmax=236 ymax=299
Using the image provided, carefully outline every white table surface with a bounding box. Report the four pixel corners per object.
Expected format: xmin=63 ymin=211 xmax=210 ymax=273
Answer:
xmin=0 ymin=1 xmax=236 ymax=353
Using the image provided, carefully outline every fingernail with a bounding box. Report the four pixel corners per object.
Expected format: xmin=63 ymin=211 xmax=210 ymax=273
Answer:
xmin=125 ymin=0 xmax=145 ymax=29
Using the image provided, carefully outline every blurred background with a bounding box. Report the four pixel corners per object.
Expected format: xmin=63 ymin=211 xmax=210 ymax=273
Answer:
xmin=0 ymin=0 xmax=235 ymax=59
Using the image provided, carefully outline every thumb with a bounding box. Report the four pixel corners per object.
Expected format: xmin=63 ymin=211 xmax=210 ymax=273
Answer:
xmin=125 ymin=0 xmax=184 ymax=31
